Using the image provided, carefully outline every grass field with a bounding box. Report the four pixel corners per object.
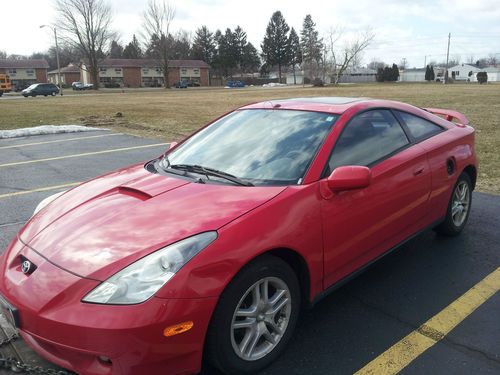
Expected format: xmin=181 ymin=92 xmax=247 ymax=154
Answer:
xmin=1 ymin=83 xmax=498 ymax=193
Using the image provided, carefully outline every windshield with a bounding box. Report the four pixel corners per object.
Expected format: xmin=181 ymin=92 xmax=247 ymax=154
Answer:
xmin=167 ymin=109 xmax=337 ymax=186
xmin=26 ymin=84 xmax=38 ymax=90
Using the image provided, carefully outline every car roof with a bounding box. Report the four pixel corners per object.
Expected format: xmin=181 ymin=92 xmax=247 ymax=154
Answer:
xmin=240 ymin=97 xmax=405 ymax=114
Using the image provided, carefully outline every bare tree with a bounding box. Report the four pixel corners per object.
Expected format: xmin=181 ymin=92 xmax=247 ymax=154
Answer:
xmin=142 ymin=0 xmax=175 ymax=88
xmin=487 ymin=54 xmax=498 ymax=67
xmin=325 ymin=28 xmax=375 ymax=85
xmin=55 ymin=0 xmax=115 ymax=89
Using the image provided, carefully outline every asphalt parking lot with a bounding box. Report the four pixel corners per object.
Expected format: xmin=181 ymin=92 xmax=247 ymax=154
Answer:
xmin=0 ymin=130 xmax=499 ymax=374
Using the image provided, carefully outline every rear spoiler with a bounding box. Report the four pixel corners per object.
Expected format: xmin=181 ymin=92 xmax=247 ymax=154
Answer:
xmin=424 ymin=108 xmax=470 ymax=126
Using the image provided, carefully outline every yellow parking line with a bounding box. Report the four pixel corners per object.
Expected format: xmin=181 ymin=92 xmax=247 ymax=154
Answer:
xmin=354 ymin=267 xmax=500 ymax=375
xmin=0 ymin=182 xmax=80 ymax=199
xmin=0 ymin=143 xmax=167 ymax=168
xmin=0 ymin=133 xmax=122 ymax=150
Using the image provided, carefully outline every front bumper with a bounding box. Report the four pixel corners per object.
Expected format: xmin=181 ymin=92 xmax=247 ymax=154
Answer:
xmin=0 ymin=239 xmax=218 ymax=375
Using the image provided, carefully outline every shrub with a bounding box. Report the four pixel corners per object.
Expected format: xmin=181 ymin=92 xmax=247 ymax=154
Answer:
xmin=477 ymin=72 xmax=488 ymax=84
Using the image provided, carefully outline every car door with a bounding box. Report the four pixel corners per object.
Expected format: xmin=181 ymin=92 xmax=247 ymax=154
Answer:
xmin=321 ymin=109 xmax=432 ymax=288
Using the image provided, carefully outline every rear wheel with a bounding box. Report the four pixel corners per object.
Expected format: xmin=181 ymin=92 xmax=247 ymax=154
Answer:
xmin=206 ymin=255 xmax=300 ymax=374
xmin=434 ymin=172 xmax=472 ymax=236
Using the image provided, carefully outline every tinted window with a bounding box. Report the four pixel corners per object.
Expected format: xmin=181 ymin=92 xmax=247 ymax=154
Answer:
xmin=397 ymin=111 xmax=443 ymax=140
xmin=168 ymin=109 xmax=337 ymax=185
xmin=327 ymin=110 xmax=409 ymax=173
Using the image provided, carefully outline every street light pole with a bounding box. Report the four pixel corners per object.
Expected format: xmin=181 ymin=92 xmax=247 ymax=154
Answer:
xmin=40 ymin=25 xmax=63 ymax=96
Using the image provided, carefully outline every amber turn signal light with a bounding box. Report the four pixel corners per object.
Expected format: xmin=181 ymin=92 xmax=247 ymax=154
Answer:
xmin=163 ymin=321 xmax=194 ymax=337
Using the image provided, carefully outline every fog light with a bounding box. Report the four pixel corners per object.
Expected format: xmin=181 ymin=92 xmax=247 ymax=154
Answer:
xmin=163 ymin=321 xmax=194 ymax=337
xmin=97 ymin=356 xmax=112 ymax=365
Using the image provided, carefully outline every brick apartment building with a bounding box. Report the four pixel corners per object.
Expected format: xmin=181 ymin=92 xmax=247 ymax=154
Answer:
xmin=0 ymin=59 xmax=49 ymax=89
xmin=48 ymin=63 xmax=81 ymax=86
xmin=80 ymin=58 xmax=210 ymax=87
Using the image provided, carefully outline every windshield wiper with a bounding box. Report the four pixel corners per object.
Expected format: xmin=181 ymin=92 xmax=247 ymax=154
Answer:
xmin=156 ymin=157 xmax=205 ymax=183
xmin=170 ymin=164 xmax=254 ymax=186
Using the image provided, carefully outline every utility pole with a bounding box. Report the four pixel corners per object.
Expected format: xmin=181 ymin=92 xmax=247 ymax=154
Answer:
xmin=40 ymin=25 xmax=63 ymax=96
xmin=424 ymin=55 xmax=431 ymax=69
xmin=444 ymin=33 xmax=451 ymax=84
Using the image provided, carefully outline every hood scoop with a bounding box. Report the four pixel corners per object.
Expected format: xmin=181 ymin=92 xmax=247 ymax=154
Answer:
xmin=116 ymin=186 xmax=152 ymax=201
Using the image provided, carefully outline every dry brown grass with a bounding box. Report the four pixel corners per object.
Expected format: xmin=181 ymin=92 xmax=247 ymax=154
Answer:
xmin=1 ymin=83 xmax=498 ymax=193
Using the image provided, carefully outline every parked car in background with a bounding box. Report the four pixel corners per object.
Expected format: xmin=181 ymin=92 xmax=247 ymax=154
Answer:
xmin=104 ymin=81 xmax=121 ymax=88
xmin=15 ymin=83 xmax=30 ymax=92
xmin=0 ymin=97 xmax=477 ymax=375
xmin=72 ymin=82 xmax=93 ymax=90
xmin=175 ymin=81 xmax=188 ymax=88
xmin=22 ymin=83 xmax=59 ymax=97
xmin=226 ymin=80 xmax=245 ymax=88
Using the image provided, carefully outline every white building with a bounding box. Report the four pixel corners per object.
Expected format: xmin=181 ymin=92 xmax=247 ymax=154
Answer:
xmin=482 ymin=67 xmax=500 ymax=82
xmin=448 ymin=64 xmax=480 ymax=82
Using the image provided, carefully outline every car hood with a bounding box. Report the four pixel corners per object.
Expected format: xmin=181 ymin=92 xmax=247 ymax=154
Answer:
xmin=18 ymin=164 xmax=286 ymax=280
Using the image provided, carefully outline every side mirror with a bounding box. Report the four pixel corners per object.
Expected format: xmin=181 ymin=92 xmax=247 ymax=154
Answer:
xmin=169 ymin=141 xmax=178 ymax=150
xmin=327 ymin=166 xmax=371 ymax=192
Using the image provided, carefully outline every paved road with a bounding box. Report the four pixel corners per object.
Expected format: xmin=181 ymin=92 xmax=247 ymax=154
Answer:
xmin=0 ymin=130 xmax=498 ymax=374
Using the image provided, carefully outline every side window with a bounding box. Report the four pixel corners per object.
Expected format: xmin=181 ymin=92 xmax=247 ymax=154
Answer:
xmin=327 ymin=109 xmax=409 ymax=173
xmin=397 ymin=111 xmax=443 ymax=140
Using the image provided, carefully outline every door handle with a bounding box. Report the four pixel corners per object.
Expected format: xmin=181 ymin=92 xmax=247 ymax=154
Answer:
xmin=413 ymin=166 xmax=425 ymax=176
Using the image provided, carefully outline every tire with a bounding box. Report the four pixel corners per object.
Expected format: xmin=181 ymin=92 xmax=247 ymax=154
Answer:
xmin=205 ymin=255 xmax=300 ymax=374
xmin=434 ymin=172 xmax=472 ymax=236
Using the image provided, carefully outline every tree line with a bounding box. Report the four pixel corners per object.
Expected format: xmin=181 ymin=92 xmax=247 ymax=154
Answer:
xmin=1 ymin=0 xmax=373 ymax=88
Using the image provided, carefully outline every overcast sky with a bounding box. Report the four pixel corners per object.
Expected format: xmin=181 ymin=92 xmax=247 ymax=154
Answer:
xmin=2 ymin=0 xmax=500 ymax=68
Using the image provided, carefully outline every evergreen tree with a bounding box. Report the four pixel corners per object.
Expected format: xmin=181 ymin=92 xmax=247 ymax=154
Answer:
xmin=171 ymin=31 xmax=191 ymax=59
xmin=430 ymin=66 xmax=435 ymax=81
xmin=123 ymin=35 xmax=143 ymax=59
xmin=213 ymin=29 xmax=238 ymax=78
xmin=261 ymin=10 xmax=291 ymax=81
xmin=191 ymin=26 xmax=215 ymax=64
xmin=425 ymin=65 xmax=431 ymax=81
xmin=233 ymin=26 xmax=247 ymax=70
xmin=392 ymin=63 xmax=399 ymax=81
xmin=288 ymin=27 xmax=301 ymax=84
xmin=376 ymin=67 xmax=384 ymax=82
xmin=109 ymin=40 xmax=123 ymax=58
xmin=145 ymin=34 xmax=161 ymax=59
xmin=241 ymin=42 xmax=260 ymax=73
xmin=300 ymin=14 xmax=323 ymax=79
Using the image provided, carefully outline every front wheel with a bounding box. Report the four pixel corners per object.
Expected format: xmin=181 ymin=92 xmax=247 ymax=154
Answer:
xmin=205 ymin=255 xmax=300 ymax=374
xmin=434 ymin=172 xmax=472 ymax=236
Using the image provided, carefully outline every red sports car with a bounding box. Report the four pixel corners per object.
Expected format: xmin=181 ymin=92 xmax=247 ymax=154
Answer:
xmin=0 ymin=97 xmax=477 ymax=375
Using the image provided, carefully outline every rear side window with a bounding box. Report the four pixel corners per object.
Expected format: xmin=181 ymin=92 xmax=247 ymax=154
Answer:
xmin=397 ymin=111 xmax=443 ymax=140
xmin=327 ymin=109 xmax=409 ymax=173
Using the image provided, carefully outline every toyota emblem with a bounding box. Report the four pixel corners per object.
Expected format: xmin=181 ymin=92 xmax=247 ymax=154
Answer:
xmin=21 ymin=260 xmax=32 ymax=274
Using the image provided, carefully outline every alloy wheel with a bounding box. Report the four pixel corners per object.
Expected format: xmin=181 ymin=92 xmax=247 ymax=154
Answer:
xmin=451 ymin=180 xmax=470 ymax=227
xmin=230 ymin=276 xmax=292 ymax=361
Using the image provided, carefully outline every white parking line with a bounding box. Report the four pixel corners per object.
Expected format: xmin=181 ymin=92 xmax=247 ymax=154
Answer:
xmin=0 ymin=143 xmax=167 ymax=168
xmin=0 ymin=182 xmax=80 ymax=200
xmin=0 ymin=133 xmax=122 ymax=150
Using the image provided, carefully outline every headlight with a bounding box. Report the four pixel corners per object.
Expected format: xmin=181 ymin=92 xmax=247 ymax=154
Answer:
xmin=82 ymin=231 xmax=217 ymax=305
xmin=32 ymin=191 xmax=66 ymax=217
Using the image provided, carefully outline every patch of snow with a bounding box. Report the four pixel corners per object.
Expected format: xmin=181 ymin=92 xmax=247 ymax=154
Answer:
xmin=0 ymin=125 xmax=108 ymax=139
xmin=262 ymin=83 xmax=288 ymax=88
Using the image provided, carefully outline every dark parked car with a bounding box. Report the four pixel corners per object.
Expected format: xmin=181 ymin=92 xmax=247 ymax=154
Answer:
xmin=22 ymin=83 xmax=59 ymax=97
xmin=175 ymin=81 xmax=188 ymax=88
xmin=104 ymin=81 xmax=121 ymax=88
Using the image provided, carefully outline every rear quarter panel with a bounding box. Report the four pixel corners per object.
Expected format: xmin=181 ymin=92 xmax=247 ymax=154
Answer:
xmin=417 ymin=125 xmax=476 ymax=223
